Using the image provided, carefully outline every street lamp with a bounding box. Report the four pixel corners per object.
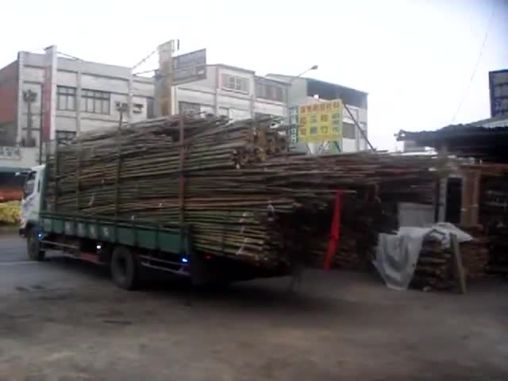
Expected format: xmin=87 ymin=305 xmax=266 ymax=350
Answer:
xmin=289 ymin=65 xmax=318 ymax=83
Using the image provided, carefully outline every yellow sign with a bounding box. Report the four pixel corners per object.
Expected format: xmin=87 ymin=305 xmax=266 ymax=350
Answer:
xmin=298 ymin=100 xmax=343 ymax=143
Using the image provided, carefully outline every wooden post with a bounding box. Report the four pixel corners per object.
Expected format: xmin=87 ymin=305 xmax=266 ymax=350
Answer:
xmin=451 ymin=233 xmax=467 ymax=294
xmin=76 ymin=143 xmax=80 ymax=211
xmin=471 ymin=170 xmax=481 ymax=226
xmin=179 ymin=116 xmax=186 ymax=252
xmin=460 ymin=169 xmax=480 ymax=227
xmin=114 ymin=110 xmax=124 ymax=219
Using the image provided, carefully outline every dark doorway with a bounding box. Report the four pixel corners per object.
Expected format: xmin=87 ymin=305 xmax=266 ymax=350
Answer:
xmin=446 ymin=177 xmax=462 ymax=223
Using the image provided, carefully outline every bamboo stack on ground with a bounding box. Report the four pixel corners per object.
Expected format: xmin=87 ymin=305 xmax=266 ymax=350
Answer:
xmin=300 ymin=196 xmax=387 ymax=271
xmin=459 ymin=226 xmax=489 ymax=279
xmin=410 ymin=236 xmax=454 ymax=291
xmin=487 ymin=226 xmax=508 ymax=276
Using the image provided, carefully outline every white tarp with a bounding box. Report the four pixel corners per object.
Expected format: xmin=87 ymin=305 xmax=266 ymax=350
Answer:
xmin=373 ymin=223 xmax=473 ymax=290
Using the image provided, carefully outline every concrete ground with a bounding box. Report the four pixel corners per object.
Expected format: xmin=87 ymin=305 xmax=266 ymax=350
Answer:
xmin=1 ymin=234 xmax=508 ymax=381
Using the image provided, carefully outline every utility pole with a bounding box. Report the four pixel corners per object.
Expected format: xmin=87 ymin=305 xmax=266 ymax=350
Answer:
xmin=343 ymin=104 xmax=375 ymax=151
xmin=158 ymin=40 xmax=178 ymax=116
xmin=116 ymin=102 xmax=129 ymax=128
xmin=22 ymin=90 xmax=42 ymax=163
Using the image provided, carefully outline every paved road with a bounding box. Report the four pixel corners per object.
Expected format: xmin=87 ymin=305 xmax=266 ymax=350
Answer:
xmin=1 ymin=233 xmax=508 ymax=380
xmin=0 ymin=235 xmax=27 ymax=261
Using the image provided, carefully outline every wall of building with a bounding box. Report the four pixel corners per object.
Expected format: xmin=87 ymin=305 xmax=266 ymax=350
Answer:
xmin=174 ymin=65 xmax=287 ymax=120
xmin=0 ymin=61 xmax=18 ymax=146
xmin=0 ymin=146 xmax=38 ymax=171
xmin=16 ymin=52 xmax=154 ymax=150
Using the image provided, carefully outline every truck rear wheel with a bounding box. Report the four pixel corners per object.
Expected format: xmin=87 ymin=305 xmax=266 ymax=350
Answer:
xmin=27 ymin=228 xmax=45 ymax=261
xmin=110 ymin=246 xmax=140 ymax=290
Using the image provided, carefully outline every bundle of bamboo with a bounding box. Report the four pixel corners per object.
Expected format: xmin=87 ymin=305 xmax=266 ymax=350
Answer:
xmin=410 ymin=236 xmax=454 ymax=291
xmin=459 ymin=226 xmax=489 ymax=279
xmin=45 ymin=115 xmax=439 ymax=269
xmin=487 ymin=226 xmax=508 ymax=276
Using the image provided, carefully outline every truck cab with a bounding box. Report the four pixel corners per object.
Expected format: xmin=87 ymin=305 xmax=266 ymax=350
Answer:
xmin=20 ymin=165 xmax=45 ymax=237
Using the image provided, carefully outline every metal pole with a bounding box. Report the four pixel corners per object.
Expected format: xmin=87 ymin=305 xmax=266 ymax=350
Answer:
xmin=168 ymin=44 xmax=173 ymax=116
xmin=38 ymin=109 xmax=43 ymax=164
xmin=343 ymin=104 xmax=375 ymax=151
xmin=178 ymin=116 xmax=185 ymax=252
xmin=128 ymin=71 xmax=133 ymax=123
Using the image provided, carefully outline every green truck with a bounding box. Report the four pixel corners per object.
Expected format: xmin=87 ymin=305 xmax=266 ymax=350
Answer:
xmin=20 ymin=164 xmax=284 ymax=290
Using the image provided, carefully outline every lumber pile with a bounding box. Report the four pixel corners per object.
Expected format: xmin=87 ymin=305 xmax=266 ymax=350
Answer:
xmin=459 ymin=226 xmax=489 ymax=279
xmin=487 ymin=226 xmax=508 ymax=276
xmin=411 ymin=234 xmax=454 ymax=291
xmin=307 ymin=227 xmax=368 ymax=270
xmin=298 ymin=193 xmax=395 ymax=270
xmin=45 ymin=115 xmax=439 ymax=270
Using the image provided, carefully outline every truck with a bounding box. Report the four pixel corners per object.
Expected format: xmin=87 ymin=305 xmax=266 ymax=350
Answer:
xmin=19 ymin=115 xmax=305 ymax=289
xmin=20 ymin=164 xmax=283 ymax=290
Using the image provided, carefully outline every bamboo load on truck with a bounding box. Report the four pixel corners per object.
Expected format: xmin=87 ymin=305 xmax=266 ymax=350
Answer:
xmin=20 ymin=114 xmax=438 ymax=289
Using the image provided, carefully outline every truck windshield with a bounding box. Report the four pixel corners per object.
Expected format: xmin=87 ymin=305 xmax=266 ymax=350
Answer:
xmin=23 ymin=171 xmax=36 ymax=198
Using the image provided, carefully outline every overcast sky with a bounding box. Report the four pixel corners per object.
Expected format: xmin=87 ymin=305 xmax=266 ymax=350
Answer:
xmin=2 ymin=0 xmax=507 ymax=149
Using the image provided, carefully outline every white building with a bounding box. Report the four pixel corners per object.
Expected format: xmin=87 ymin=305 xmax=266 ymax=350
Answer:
xmin=172 ymin=64 xmax=288 ymax=120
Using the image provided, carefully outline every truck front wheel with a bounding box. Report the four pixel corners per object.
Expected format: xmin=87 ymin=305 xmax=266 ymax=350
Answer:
xmin=110 ymin=246 xmax=140 ymax=290
xmin=27 ymin=228 xmax=45 ymax=261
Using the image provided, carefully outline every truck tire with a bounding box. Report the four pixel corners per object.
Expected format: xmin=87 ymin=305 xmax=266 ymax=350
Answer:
xmin=110 ymin=246 xmax=140 ymax=290
xmin=27 ymin=228 xmax=45 ymax=261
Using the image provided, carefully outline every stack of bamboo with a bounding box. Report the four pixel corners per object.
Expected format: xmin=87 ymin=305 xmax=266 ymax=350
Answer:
xmin=411 ymin=235 xmax=454 ymax=291
xmin=46 ymin=115 xmax=439 ymax=269
xmin=459 ymin=226 xmax=489 ymax=279
xmin=487 ymin=226 xmax=508 ymax=276
xmin=306 ymin=228 xmax=365 ymax=270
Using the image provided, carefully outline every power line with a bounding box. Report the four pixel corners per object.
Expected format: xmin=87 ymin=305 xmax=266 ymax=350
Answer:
xmin=450 ymin=0 xmax=496 ymax=123
xmin=57 ymin=51 xmax=83 ymax=61
xmin=131 ymin=47 xmax=158 ymax=70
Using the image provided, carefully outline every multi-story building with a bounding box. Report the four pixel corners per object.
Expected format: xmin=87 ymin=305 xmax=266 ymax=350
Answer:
xmin=267 ymin=74 xmax=369 ymax=152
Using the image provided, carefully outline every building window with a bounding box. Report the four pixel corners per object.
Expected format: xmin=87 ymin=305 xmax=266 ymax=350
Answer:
xmin=179 ymin=101 xmax=201 ymax=114
xmin=56 ymin=130 xmax=77 ymax=143
xmin=146 ymin=97 xmax=155 ymax=118
xmin=229 ymin=109 xmax=250 ymax=121
xmin=345 ymin=106 xmax=359 ymax=122
xmin=81 ymin=89 xmax=110 ymax=114
xmin=132 ymin=103 xmax=144 ymax=114
xmin=221 ymin=74 xmax=249 ymax=93
xmin=219 ymin=107 xmax=229 ymax=117
xmin=343 ymin=122 xmax=356 ymax=139
xmin=57 ymin=86 xmax=76 ymax=111
xmin=256 ymin=83 xmax=284 ymax=102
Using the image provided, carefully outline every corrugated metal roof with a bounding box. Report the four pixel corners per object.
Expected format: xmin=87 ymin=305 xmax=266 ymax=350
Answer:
xmin=397 ymin=117 xmax=508 ymax=162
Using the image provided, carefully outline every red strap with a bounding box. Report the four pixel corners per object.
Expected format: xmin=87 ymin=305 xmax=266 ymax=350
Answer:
xmin=323 ymin=189 xmax=343 ymax=270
